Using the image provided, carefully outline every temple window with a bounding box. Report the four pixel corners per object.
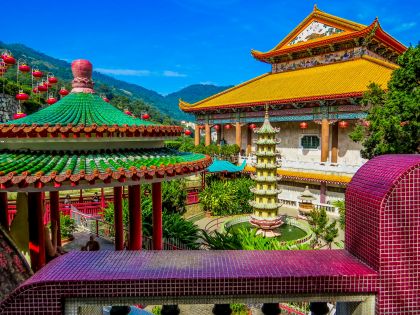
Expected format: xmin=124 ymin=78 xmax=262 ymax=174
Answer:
xmin=300 ymin=135 xmax=320 ymax=149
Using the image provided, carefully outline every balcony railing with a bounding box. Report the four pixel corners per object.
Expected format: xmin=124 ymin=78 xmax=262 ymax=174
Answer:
xmin=279 ymin=198 xmax=339 ymax=217
xmin=239 ymin=155 xmax=365 ymax=175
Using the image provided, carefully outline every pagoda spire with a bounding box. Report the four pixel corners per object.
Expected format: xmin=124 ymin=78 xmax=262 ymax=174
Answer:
xmin=249 ymin=108 xmax=283 ymax=237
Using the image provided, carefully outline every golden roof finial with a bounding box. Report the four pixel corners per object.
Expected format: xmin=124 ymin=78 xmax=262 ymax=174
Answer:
xmin=264 ymin=104 xmax=269 ymax=119
xmin=313 ymin=4 xmax=318 ymax=11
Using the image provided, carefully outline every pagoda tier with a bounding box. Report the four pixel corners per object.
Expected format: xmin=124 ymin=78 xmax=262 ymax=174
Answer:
xmin=0 ymin=60 xmax=211 ymax=191
xmin=249 ymin=109 xmax=283 ymax=236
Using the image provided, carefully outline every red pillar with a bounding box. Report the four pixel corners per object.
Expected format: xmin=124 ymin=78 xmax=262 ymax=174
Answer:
xmin=320 ymin=182 xmax=327 ymax=204
xmin=152 ymin=182 xmax=163 ymax=250
xmin=128 ymin=185 xmax=142 ymax=250
xmin=49 ymin=191 xmax=61 ymax=247
xmin=100 ymin=188 xmax=105 ymax=209
xmin=0 ymin=192 xmax=8 ymax=230
xmin=114 ymin=186 xmax=124 ymax=250
xmin=28 ymin=192 xmax=46 ymax=272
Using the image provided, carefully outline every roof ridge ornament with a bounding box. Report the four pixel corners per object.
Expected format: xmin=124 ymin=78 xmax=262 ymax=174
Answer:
xmin=71 ymin=59 xmax=94 ymax=93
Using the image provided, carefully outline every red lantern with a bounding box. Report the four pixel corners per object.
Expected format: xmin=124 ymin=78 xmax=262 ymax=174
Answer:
xmin=224 ymin=124 xmax=231 ymax=130
xmin=59 ymin=88 xmax=69 ymax=96
xmin=2 ymin=54 xmax=16 ymax=66
xmin=44 ymin=82 xmax=53 ymax=88
xmin=124 ymin=110 xmax=132 ymax=116
xmin=184 ymin=129 xmax=192 ymax=136
xmin=46 ymin=97 xmax=57 ymax=105
xmin=48 ymin=76 xmax=58 ymax=84
xmin=361 ymin=120 xmax=370 ymax=127
xmin=299 ymin=122 xmax=308 ymax=129
xmin=37 ymin=84 xmax=47 ymax=92
xmin=338 ymin=121 xmax=349 ymax=129
xmin=102 ymin=97 xmax=110 ymax=103
xmin=199 ymin=125 xmax=205 ymax=130
xmin=249 ymin=123 xmax=256 ymax=129
xmin=214 ymin=124 xmax=220 ymax=130
xmin=13 ymin=112 xmax=27 ymax=119
xmin=142 ymin=113 xmax=150 ymax=120
xmin=32 ymin=87 xmax=39 ymax=94
xmin=18 ymin=64 xmax=31 ymax=73
xmin=32 ymin=69 xmax=43 ymax=78
xmin=16 ymin=92 xmax=29 ymax=101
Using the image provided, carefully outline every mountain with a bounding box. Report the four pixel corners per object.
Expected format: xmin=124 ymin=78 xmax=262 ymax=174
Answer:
xmin=164 ymin=84 xmax=232 ymax=121
xmin=0 ymin=41 xmax=231 ymax=121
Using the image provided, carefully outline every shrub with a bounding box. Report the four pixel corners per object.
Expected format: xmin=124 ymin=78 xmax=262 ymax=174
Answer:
xmin=60 ymin=215 xmax=76 ymax=239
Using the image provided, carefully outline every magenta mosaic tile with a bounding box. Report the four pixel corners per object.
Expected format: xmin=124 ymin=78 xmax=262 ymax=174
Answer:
xmin=0 ymin=250 xmax=377 ymax=314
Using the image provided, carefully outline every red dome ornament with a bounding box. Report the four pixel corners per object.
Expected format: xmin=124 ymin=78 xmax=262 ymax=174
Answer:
xmin=48 ymin=76 xmax=58 ymax=84
xmin=46 ymin=96 xmax=57 ymax=105
xmin=59 ymin=87 xmax=69 ymax=96
xmin=32 ymin=69 xmax=43 ymax=78
xmin=249 ymin=123 xmax=256 ymax=129
xmin=2 ymin=54 xmax=16 ymax=66
xmin=338 ymin=121 xmax=349 ymax=129
xmin=142 ymin=113 xmax=150 ymax=120
xmin=224 ymin=124 xmax=231 ymax=130
xmin=299 ymin=122 xmax=308 ymax=129
xmin=214 ymin=124 xmax=220 ymax=130
xmin=18 ymin=64 xmax=31 ymax=73
xmin=184 ymin=129 xmax=192 ymax=136
xmin=16 ymin=92 xmax=29 ymax=101
xmin=13 ymin=112 xmax=27 ymax=120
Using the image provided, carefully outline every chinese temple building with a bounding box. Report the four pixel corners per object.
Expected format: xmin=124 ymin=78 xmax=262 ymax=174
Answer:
xmin=249 ymin=108 xmax=283 ymax=236
xmin=0 ymin=59 xmax=211 ymax=272
xmin=179 ymin=6 xmax=406 ymax=208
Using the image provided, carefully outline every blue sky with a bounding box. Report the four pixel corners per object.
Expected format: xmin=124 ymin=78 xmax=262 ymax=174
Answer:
xmin=1 ymin=0 xmax=418 ymax=95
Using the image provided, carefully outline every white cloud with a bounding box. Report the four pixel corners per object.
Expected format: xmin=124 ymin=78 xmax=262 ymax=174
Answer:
xmin=96 ymin=68 xmax=152 ymax=76
xmin=392 ymin=22 xmax=417 ymax=33
xmin=200 ymin=81 xmax=217 ymax=85
xmin=163 ymin=70 xmax=187 ymax=77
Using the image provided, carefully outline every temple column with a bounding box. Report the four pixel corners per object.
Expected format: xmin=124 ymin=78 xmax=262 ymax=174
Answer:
xmin=49 ymin=191 xmax=61 ymax=247
xmin=321 ymin=118 xmax=330 ymax=163
xmin=216 ymin=126 xmax=221 ymax=145
xmin=331 ymin=122 xmax=338 ymax=164
xmin=152 ymin=182 xmax=163 ymax=250
xmin=113 ymin=186 xmax=124 ymax=250
xmin=128 ymin=185 xmax=142 ymax=250
xmin=235 ymin=122 xmax=242 ymax=149
xmin=246 ymin=125 xmax=252 ymax=155
xmin=100 ymin=187 xmax=105 ymax=209
xmin=28 ymin=192 xmax=46 ymax=271
xmin=320 ymin=182 xmax=327 ymax=204
xmin=0 ymin=192 xmax=8 ymax=230
xmin=205 ymin=123 xmax=211 ymax=146
xmin=194 ymin=124 xmax=200 ymax=146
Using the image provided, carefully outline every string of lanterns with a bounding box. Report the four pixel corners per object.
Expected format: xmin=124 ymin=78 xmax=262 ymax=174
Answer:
xmin=0 ymin=50 xmax=71 ymax=119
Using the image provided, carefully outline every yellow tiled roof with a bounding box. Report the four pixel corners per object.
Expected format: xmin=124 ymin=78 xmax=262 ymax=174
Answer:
xmin=179 ymin=56 xmax=398 ymax=112
xmin=244 ymin=165 xmax=352 ymax=185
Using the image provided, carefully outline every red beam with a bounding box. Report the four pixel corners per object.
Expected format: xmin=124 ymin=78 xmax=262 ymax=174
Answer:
xmin=28 ymin=192 xmax=46 ymax=272
xmin=113 ymin=186 xmax=124 ymax=251
xmin=128 ymin=185 xmax=142 ymax=250
xmin=152 ymin=182 xmax=163 ymax=250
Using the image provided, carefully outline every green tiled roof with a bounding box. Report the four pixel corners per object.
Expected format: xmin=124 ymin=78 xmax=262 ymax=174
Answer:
xmin=0 ymin=148 xmax=205 ymax=176
xmin=6 ymin=93 xmax=155 ymax=126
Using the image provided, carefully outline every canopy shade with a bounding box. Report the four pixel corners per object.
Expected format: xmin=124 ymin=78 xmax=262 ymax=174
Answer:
xmin=206 ymin=159 xmax=246 ymax=173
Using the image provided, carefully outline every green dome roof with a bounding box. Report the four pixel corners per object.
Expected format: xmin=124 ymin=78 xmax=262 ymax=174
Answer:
xmin=7 ymin=93 xmax=154 ymax=127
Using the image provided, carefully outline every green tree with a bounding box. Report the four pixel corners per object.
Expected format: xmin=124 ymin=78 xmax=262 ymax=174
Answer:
xmin=350 ymin=45 xmax=420 ymax=158
xmin=307 ymin=207 xmax=338 ymax=249
xmin=332 ymin=200 xmax=346 ymax=230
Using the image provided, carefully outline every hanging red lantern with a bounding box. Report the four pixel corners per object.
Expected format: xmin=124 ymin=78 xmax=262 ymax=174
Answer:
xmin=299 ymin=122 xmax=308 ymax=129
xmin=214 ymin=124 xmax=220 ymax=130
xmin=338 ymin=121 xmax=349 ymax=129
xmin=32 ymin=69 xmax=43 ymax=78
xmin=46 ymin=96 xmax=57 ymax=105
xmin=16 ymin=92 xmax=29 ymax=101
xmin=199 ymin=125 xmax=205 ymax=130
xmin=249 ymin=123 xmax=256 ymax=129
xmin=184 ymin=129 xmax=192 ymax=136
xmin=18 ymin=64 xmax=31 ymax=73
xmin=124 ymin=109 xmax=132 ymax=116
xmin=2 ymin=54 xmax=16 ymax=66
xmin=102 ymin=96 xmax=110 ymax=102
xmin=37 ymin=84 xmax=47 ymax=92
xmin=224 ymin=124 xmax=231 ymax=130
xmin=32 ymin=87 xmax=39 ymax=94
xmin=13 ymin=112 xmax=27 ymax=120
xmin=59 ymin=87 xmax=69 ymax=96
xmin=142 ymin=113 xmax=150 ymax=120
xmin=48 ymin=76 xmax=58 ymax=84
xmin=44 ymin=82 xmax=53 ymax=88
